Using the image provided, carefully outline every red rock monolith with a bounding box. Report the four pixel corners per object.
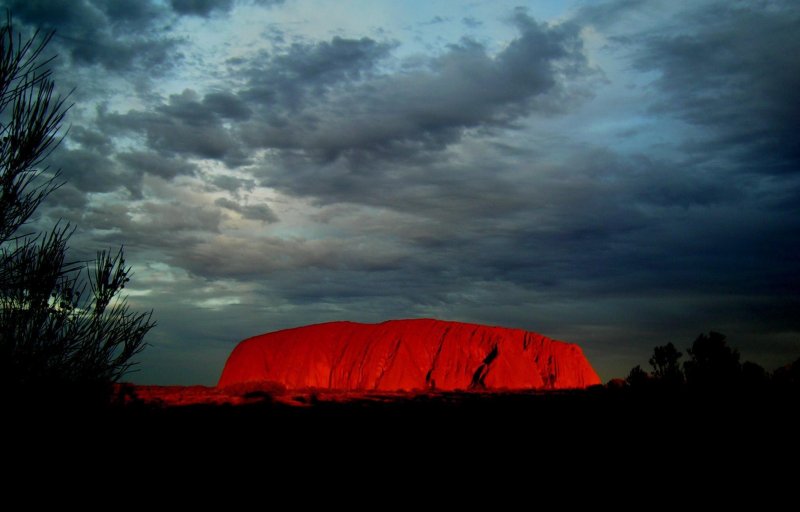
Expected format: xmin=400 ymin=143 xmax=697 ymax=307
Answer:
xmin=218 ymin=319 xmax=601 ymax=391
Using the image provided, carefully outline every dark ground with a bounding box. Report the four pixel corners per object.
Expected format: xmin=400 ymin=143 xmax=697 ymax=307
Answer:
xmin=7 ymin=387 xmax=798 ymax=475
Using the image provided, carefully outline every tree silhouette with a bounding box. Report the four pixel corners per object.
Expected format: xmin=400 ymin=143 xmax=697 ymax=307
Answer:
xmin=626 ymin=365 xmax=650 ymax=389
xmin=649 ymin=342 xmax=684 ymax=388
xmin=0 ymin=14 xmax=154 ymax=405
xmin=683 ymin=331 xmax=741 ymax=390
xmin=625 ymin=333 xmax=800 ymax=397
xmin=740 ymin=361 xmax=769 ymax=391
xmin=772 ymin=357 xmax=800 ymax=391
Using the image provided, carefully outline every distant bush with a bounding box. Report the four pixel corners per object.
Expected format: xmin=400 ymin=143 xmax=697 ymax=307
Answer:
xmin=624 ymin=331 xmax=795 ymax=395
xmin=684 ymin=331 xmax=740 ymax=390
xmin=626 ymin=365 xmax=650 ymax=389
xmin=649 ymin=342 xmax=684 ymax=389
xmin=772 ymin=358 xmax=800 ymax=390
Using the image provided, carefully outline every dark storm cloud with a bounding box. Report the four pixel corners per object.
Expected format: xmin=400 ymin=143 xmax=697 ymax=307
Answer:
xmin=202 ymin=92 xmax=253 ymax=120
xmin=169 ymin=0 xmax=234 ymax=16
xmin=544 ymin=1 xmax=800 ymax=361
xmin=577 ymin=0 xmax=800 ymax=173
xmin=94 ymin=11 xmax=589 ymax=176
xmin=157 ymin=89 xmax=227 ymax=124
xmin=99 ymin=92 xmax=248 ymax=166
xmin=574 ymin=0 xmax=649 ymax=28
xmin=46 ymin=184 xmax=89 ymax=211
xmin=209 ymin=175 xmax=256 ymax=194
xmin=101 ymin=0 xmax=163 ymax=25
xmin=141 ymin=201 xmax=224 ymax=233
xmin=12 ymin=0 xmax=797 ymax=384
xmin=80 ymin=199 xmax=224 ymax=253
xmin=68 ymin=126 xmax=114 ymax=154
xmin=214 ymin=197 xmax=279 ymax=223
xmin=237 ymin=10 xmax=590 ymax=172
xmin=175 ymin=234 xmax=408 ymax=280
xmin=97 ymin=89 xmax=254 ymax=168
xmin=151 ymin=89 xmax=252 ymax=123
xmin=46 ymin=124 xmax=201 ymax=210
xmin=5 ymin=0 xmax=179 ymax=73
xmin=181 ymin=142 xmax=747 ymax=296
xmin=240 ymin=36 xmax=395 ymax=110
xmin=169 ymin=0 xmax=284 ymax=17
xmin=85 ymin=35 xmax=376 ymax=166
xmin=57 ymin=148 xmax=129 ymax=193
xmin=116 ymin=151 xmax=199 ymax=180
xmin=595 ymin=0 xmax=800 ymax=174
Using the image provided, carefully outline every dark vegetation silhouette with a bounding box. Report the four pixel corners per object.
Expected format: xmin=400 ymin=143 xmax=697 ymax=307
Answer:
xmin=648 ymin=341 xmax=683 ymax=388
xmin=684 ymin=331 xmax=740 ymax=390
xmin=0 ymin=14 xmax=154 ymax=408
xmin=626 ymin=330 xmax=799 ymax=395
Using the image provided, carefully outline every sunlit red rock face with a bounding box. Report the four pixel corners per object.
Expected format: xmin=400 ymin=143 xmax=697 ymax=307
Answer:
xmin=219 ymin=319 xmax=601 ymax=391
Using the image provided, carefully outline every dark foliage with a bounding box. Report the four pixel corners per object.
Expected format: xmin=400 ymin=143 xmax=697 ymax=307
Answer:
xmin=0 ymin=14 xmax=154 ymax=405
xmin=740 ymin=361 xmax=768 ymax=389
xmin=625 ymin=330 xmax=798 ymax=397
xmin=684 ymin=331 xmax=741 ymax=390
xmin=626 ymin=364 xmax=650 ymax=389
xmin=772 ymin=358 xmax=800 ymax=391
xmin=648 ymin=342 xmax=684 ymax=388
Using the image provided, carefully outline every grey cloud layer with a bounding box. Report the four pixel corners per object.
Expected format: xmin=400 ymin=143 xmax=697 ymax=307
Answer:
xmin=170 ymin=0 xmax=284 ymax=17
xmin=101 ymin=11 xmax=587 ymax=171
xmin=8 ymin=0 xmax=178 ymax=73
xmin=629 ymin=1 xmax=800 ymax=174
xmin=241 ymin=12 xmax=589 ymax=163
xmin=5 ymin=0 xmax=798 ymax=383
xmin=6 ymin=0 xmax=285 ymax=75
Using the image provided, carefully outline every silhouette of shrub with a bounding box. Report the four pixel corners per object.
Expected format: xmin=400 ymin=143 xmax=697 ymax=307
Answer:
xmin=741 ymin=361 xmax=769 ymax=391
xmin=683 ymin=331 xmax=741 ymax=390
xmin=649 ymin=342 xmax=684 ymax=389
xmin=626 ymin=365 xmax=650 ymax=389
xmin=772 ymin=358 xmax=800 ymax=391
xmin=0 ymin=14 xmax=154 ymax=406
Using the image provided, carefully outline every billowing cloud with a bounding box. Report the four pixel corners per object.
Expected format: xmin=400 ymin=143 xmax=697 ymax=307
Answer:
xmin=630 ymin=2 xmax=800 ymax=174
xmin=8 ymin=0 xmax=179 ymax=73
xmin=170 ymin=0 xmax=235 ymax=16
xmin=239 ymin=11 xmax=589 ymax=164
xmin=170 ymin=0 xmax=284 ymax=17
xmin=116 ymin=151 xmax=199 ymax=180
xmin=99 ymin=91 xmax=249 ymax=166
xmin=6 ymin=0 xmax=797 ymax=385
xmin=215 ymin=197 xmax=279 ymax=223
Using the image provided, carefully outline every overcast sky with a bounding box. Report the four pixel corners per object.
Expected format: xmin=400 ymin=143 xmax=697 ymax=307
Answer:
xmin=5 ymin=0 xmax=799 ymax=384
